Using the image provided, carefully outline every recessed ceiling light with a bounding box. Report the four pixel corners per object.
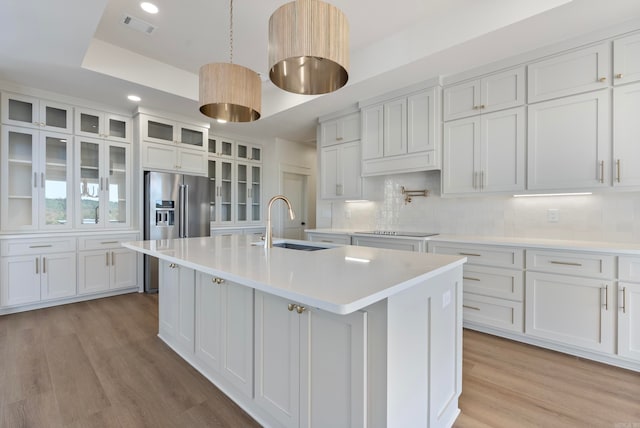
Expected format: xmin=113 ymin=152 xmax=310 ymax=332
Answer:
xmin=127 ymin=95 xmax=141 ymax=102
xmin=140 ymin=2 xmax=158 ymax=14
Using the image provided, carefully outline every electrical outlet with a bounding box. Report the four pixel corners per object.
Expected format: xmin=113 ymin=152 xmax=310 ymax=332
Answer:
xmin=547 ymin=209 xmax=559 ymax=223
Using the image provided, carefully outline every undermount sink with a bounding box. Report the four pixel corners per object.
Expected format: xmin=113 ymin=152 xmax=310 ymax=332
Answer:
xmin=272 ymin=242 xmax=328 ymax=251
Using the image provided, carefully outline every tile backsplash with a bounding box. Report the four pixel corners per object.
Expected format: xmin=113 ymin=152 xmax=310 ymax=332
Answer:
xmin=318 ymin=171 xmax=640 ymax=243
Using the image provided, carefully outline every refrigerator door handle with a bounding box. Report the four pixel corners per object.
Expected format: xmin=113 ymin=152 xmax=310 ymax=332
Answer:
xmin=179 ymin=184 xmax=185 ymax=238
xmin=184 ymin=184 xmax=190 ymax=238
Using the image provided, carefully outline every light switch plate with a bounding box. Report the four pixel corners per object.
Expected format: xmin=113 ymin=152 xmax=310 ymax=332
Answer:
xmin=547 ymin=208 xmax=559 ymax=223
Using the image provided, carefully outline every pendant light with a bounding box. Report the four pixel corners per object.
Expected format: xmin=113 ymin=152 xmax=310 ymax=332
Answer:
xmin=199 ymin=0 xmax=261 ymax=122
xmin=268 ymin=0 xmax=349 ymax=95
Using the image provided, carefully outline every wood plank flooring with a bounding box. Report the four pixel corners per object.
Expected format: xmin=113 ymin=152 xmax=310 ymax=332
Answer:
xmin=0 ymin=293 xmax=638 ymax=427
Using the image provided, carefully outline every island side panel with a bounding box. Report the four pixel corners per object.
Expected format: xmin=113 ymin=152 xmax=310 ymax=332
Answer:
xmin=385 ymin=266 xmax=463 ymax=428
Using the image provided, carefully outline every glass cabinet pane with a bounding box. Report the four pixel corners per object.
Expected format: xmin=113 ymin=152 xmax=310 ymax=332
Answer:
xmin=237 ymin=164 xmax=247 ymax=222
xmin=79 ymin=141 xmax=101 ymax=224
xmin=108 ymin=117 xmax=127 ymax=139
xmin=43 ymin=136 xmax=69 ymax=226
xmin=8 ymin=98 xmax=34 ymax=124
xmin=251 ymin=147 xmax=261 ymax=161
xmin=147 ymin=120 xmax=174 ymax=142
xmin=6 ymin=129 xmax=35 ymax=228
xmin=237 ymin=144 xmax=248 ymax=159
xmin=80 ymin=112 xmax=100 ymax=135
xmin=181 ymin=127 xmax=204 ymax=148
xmin=208 ymin=160 xmax=217 ymax=222
xmin=46 ymin=106 xmax=69 ymax=130
xmin=208 ymin=138 xmax=217 ymax=154
xmin=220 ymin=161 xmax=232 ymax=222
xmin=108 ymin=146 xmax=127 ymax=225
xmin=251 ymin=165 xmax=261 ymax=221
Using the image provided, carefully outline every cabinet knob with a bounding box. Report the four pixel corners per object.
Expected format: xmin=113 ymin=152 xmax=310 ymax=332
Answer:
xmin=212 ymin=277 xmax=225 ymax=284
xmin=615 ymin=73 xmax=624 ymax=79
xmin=295 ymin=305 xmax=306 ymax=314
xmin=287 ymin=303 xmax=296 ymax=312
xmin=480 ymin=105 xmax=486 ymax=109
xmin=598 ymin=77 xmax=607 ymax=82
xmin=336 ymin=137 xmax=343 ymax=141
xmin=169 ymin=263 xmax=177 ymax=269
xmin=472 ymin=106 xmax=479 ymax=110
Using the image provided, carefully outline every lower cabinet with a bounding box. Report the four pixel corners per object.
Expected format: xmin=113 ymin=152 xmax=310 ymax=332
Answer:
xmin=305 ymin=232 xmax=351 ymax=245
xmin=159 ymin=260 xmax=196 ymax=353
xmin=254 ymin=291 xmax=366 ymax=428
xmin=618 ymin=282 xmax=640 ymax=361
xmin=351 ymin=235 xmax=425 ymax=252
xmin=195 ymin=272 xmax=254 ymax=398
xmin=525 ymin=271 xmax=615 ymax=354
xmin=78 ymin=248 xmax=137 ymax=294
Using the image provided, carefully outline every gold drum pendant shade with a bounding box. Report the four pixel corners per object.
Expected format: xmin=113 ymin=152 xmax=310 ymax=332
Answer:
xmin=269 ymin=0 xmax=349 ymax=95
xmin=199 ymin=63 xmax=261 ymax=122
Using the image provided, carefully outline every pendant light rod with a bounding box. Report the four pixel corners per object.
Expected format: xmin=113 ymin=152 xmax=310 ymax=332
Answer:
xmin=229 ymin=0 xmax=233 ymax=63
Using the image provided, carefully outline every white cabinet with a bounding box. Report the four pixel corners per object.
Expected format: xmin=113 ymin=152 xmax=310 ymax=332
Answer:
xmin=254 ymin=291 xmax=366 ymax=428
xmin=527 ymin=42 xmax=610 ymax=103
xmin=195 ymin=273 xmax=254 ymax=397
xmin=77 ymin=235 xmax=138 ymax=295
xmin=527 ymin=90 xmax=610 ymax=190
xmin=351 ymin=235 xmax=426 ymax=252
xmin=613 ymin=33 xmax=640 ymax=86
xmin=361 ymin=87 xmax=440 ymax=176
xmin=141 ymin=141 xmax=207 ymax=175
xmin=613 ymin=82 xmax=640 ymax=187
xmin=75 ymin=107 xmax=131 ymax=143
xmin=319 ymin=112 xmax=360 ymax=147
xmin=75 ymin=137 xmax=131 ymax=229
xmin=208 ymin=135 xmax=234 ymax=158
xmin=0 ymin=237 xmax=77 ymax=307
xmin=443 ymin=107 xmax=525 ymax=194
xmin=159 ymin=260 xmax=196 ymax=354
xmin=1 ymin=126 xmax=74 ymax=231
xmin=305 ymin=231 xmax=351 ymax=245
xmin=1 ymin=92 xmax=72 ymax=133
xmin=140 ymin=115 xmax=207 ymax=151
xmin=443 ymin=67 xmax=525 ymax=121
xmin=208 ymin=157 xmax=235 ymax=225
xmin=235 ymin=162 xmax=262 ymax=224
xmin=319 ymin=141 xmax=361 ymax=199
xmin=617 ymin=256 xmax=640 ymax=362
xmin=236 ymin=141 xmax=263 ymax=162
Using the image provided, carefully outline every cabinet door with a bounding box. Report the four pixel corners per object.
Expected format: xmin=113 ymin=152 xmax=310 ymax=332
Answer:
xmin=618 ymin=282 xmax=640 ymax=362
xmin=236 ymin=142 xmax=262 ymax=162
xmin=75 ymin=108 xmax=104 ymax=139
xmin=39 ymin=100 xmax=73 ymax=133
xmin=77 ymin=250 xmax=110 ymax=294
xmin=207 ymin=159 xmax=218 ymax=223
xmin=105 ymin=143 xmax=131 ymax=228
xmin=480 ymin=107 xmax=525 ymax=192
xmin=361 ymin=105 xmax=383 ymax=159
xmin=40 ymin=132 xmax=73 ymax=230
xmin=1 ymin=126 xmax=38 ymax=230
xmin=339 ymin=141 xmax=362 ymax=199
xmin=320 ymin=145 xmax=339 ymax=199
xmin=159 ymin=261 xmax=180 ymax=340
xmin=41 ymin=252 xmax=76 ymax=300
xmin=76 ymin=137 xmax=103 ymax=228
xmin=104 ymin=113 xmax=131 ymax=143
xmin=177 ymin=266 xmax=196 ymax=354
xmin=236 ymin=163 xmax=249 ymax=223
xmin=1 ymin=94 xmax=71 ymax=133
xmin=351 ymin=236 xmax=422 ymax=252
xmin=141 ymin=141 xmax=177 ymax=172
xmin=527 ymin=90 xmax=611 ymax=190
xmin=1 ymin=255 xmax=40 ymax=306
xmin=463 ymin=265 xmax=524 ymax=301
xmin=142 ymin=116 xmax=176 ymax=145
xmin=178 ymin=123 xmax=206 ymax=151
xmin=443 ymin=116 xmax=481 ymax=194
xmin=613 ymin=83 xmax=640 ymax=187
xmin=480 ymin=67 xmax=525 ymax=114
xmin=613 ymin=33 xmax=640 ymax=86
xmin=195 ymin=273 xmax=223 ymax=371
xmin=443 ymin=79 xmax=481 ymax=121
xmin=249 ymin=165 xmax=262 ymax=222
xmin=407 ymin=88 xmax=436 ymax=154
xmin=525 ymin=272 xmax=614 ymax=354
xmin=320 ymin=119 xmax=339 ymax=146
xmin=220 ymin=282 xmax=254 ymax=397
xmin=218 ymin=160 xmax=234 ymax=224
xmin=208 ymin=136 xmax=233 ymax=158
xmin=300 ymin=308 xmax=367 ymax=428
xmin=339 ymin=113 xmax=360 ymax=143
xmin=528 ymin=42 xmax=610 ymax=103
xmin=254 ymin=291 xmax=300 ymax=428
xmin=110 ymin=248 xmax=137 ymax=289
xmin=383 ymin=98 xmax=407 ymax=157
xmin=178 ymin=148 xmax=206 ymax=175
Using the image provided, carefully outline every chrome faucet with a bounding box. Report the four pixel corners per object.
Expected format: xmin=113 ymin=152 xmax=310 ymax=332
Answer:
xmin=265 ymin=195 xmax=296 ymax=248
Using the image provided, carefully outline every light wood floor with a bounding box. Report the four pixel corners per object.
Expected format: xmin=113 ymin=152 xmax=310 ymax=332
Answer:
xmin=0 ymin=293 xmax=638 ymax=427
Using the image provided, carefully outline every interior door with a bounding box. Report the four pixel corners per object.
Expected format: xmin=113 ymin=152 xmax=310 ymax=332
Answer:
xmin=282 ymin=172 xmax=307 ymax=240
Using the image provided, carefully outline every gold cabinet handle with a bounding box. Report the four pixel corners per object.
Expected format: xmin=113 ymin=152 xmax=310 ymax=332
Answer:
xmin=463 ymin=305 xmax=480 ymax=311
xmin=615 ymin=73 xmax=624 ymax=79
xmin=169 ymin=263 xmax=177 ymax=269
xmin=463 ymin=276 xmax=481 ymax=282
xmin=549 ymin=260 xmax=582 ymax=267
xmin=336 ymin=136 xmax=343 ymax=141
xmin=598 ymin=77 xmax=607 ymax=82
xmin=480 ymin=104 xmax=486 ymax=109
xmin=459 ymin=252 xmax=481 ymax=257
xmin=296 ymin=305 xmax=306 ymax=314
xmin=599 ymin=160 xmax=604 ymax=184
xmin=472 ymin=105 xmax=480 ymax=110
xmin=616 ymin=159 xmax=621 ymax=183
xmin=211 ymin=277 xmax=225 ymax=284
xmin=287 ymin=303 xmax=296 ymax=312
xmin=621 ymin=287 xmax=627 ymax=314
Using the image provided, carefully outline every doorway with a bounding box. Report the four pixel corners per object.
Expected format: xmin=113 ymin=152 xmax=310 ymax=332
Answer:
xmin=281 ymin=172 xmax=308 ymax=240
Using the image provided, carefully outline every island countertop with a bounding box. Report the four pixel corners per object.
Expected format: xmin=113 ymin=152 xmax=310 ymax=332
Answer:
xmin=123 ymin=235 xmax=466 ymax=315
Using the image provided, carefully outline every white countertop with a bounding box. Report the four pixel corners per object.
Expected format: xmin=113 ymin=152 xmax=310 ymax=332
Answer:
xmin=123 ymin=235 xmax=466 ymax=315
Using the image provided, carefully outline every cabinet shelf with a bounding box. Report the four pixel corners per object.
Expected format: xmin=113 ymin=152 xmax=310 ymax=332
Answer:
xmin=8 ymin=195 xmax=33 ymax=199
xmin=8 ymin=159 xmax=33 ymax=165
xmin=81 ymin=165 xmax=99 ymax=171
xmin=46 ymin=162 xmax=67 ymax=168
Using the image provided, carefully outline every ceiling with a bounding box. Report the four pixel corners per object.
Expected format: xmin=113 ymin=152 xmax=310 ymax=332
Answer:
xmin=2 ymin=0 xmax=640 ymax=143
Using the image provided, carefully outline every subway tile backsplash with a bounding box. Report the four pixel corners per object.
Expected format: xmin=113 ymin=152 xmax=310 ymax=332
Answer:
xmin=317 ymin=172 xmax=640 ymax=243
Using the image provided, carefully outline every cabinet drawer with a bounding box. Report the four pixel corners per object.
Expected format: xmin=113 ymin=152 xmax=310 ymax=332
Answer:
xmin=1 ymin=237 xmax=76 ymax=256
xmin=463 ymin=265 xmax=523 ymax=301
xmin=462 ymin=293 xmax=523 ymax=333
xmin=306 ymin=233 xmax=351 ymax=245
xmin=351 ymin=236 xmax=424 ymax=252
xmin=619 ymin=256 xmax=640 ymax=282
xmin=78 ymin=233 xmax=139 ymax=250
xmin=429 ymin=242 xmax=523 ymax=268
xmin=526 ymin=250 xmax=614 ymax=279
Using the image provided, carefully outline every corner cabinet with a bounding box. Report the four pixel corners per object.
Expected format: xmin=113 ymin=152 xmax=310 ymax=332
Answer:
xmin=254 ymin=291 xmax=366 ymax=428
xmin=319 ymin=141 xmax=361 ymax=199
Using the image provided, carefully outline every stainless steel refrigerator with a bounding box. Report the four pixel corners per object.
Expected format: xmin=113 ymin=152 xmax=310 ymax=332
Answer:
xmin=144 ymin=171 xmax=210 ymax=292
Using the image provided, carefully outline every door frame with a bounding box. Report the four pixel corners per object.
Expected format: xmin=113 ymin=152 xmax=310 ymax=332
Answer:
xmin=277 ymin=163 xmax=313 ymax=238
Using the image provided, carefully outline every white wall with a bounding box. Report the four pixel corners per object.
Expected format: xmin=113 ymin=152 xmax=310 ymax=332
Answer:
xmin=318 ymin=171 xmax=640 ymax=243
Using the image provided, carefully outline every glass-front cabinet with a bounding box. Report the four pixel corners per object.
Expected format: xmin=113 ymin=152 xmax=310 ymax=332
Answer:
xmin=1 ymin=93 xmax=72 ymax=133
xmin=208 ymin=136 xmax=233 ymax=158
xmin=141 ymin=115 xmax=207 ymax=151
xmin=75 ymin=107 xmax=131 ymax=143
xmin=1 ymin=126 xmax=73 ymax=231
xmin=236 ymin=141 xmax=262 ymax=162
xmin=208 ymin=158 xmax=234 ymax=225
xmin=75 ymin=137 xmax=130 ymax=229
xmin=236 ymin=162 xmax=262 ymax=223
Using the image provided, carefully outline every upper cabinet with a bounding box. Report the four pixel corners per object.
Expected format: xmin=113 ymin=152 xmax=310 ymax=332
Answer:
xmin=319 ymin=112 xmax=360 ymax=147
xmin=443 ymin=67 xmax=525 ymax=121
xmin=613 ymin=33 xmax=640 ymax=86
xmin=527 ymin=43 xmax=610 ymax=103
xmin=75 ymin=107 xmax=131 ymax=143
xmin=613 ymin=82 xmax=640 ymax=187
xmin=140 ymin=115 xmax=207 ymax=152
xmin=360 ymin=86 xmax=441 ymax=176
xmin=236 ymin=141 xmax=262 ymax=163
xmin=1 ymin=93 xmax=72 ymax=134
xmin=208 ymin=136 xmax=234 ymax=158
xmin=320 ymin=141 xmax=361 ymax=199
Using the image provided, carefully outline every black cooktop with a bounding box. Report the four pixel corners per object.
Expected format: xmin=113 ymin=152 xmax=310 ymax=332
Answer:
xmin=354 ymin=231 xmax=439 ymax=238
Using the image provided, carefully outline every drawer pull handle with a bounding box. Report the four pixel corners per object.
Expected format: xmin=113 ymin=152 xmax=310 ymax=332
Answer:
xmin=602 ymin=285 xmax=609 ymax=311
xmin=463 ymin=305 xmax=480 ymax=311
xmin=463 ymin=276 xmax=481 ymax=282
xmin=42 ymin=257 xmax=46 ymax=274
xmin=621 ymin=287 xmax=627 ymax=314
xmin=549 ymin=261 xmax=582 ymax=267
xmin=35 ymin=257 xmax=39 ymax=274
xmin=100 ymin=241 xmax=119 ymax=244
xmin=459 ymin=252 xmax=481 ymax=257
xmin=29 ymin=245 xmax=53 ymax=248
xmin=111 ymin=252 xmax=115 ymax=266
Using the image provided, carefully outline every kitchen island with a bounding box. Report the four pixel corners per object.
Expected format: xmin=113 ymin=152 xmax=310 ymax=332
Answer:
xmin=123 ymin=235 xmax=466 ymax=428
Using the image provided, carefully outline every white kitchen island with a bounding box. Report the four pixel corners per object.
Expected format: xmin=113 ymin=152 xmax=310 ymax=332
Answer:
xmin=123 ymin=235 xmax=466 ymax=428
